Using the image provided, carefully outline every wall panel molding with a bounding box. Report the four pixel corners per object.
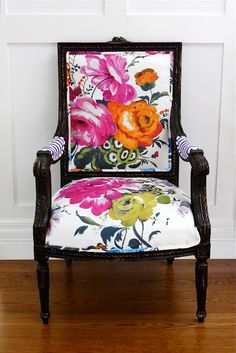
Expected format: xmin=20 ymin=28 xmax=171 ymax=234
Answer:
xmin=127 ymin=0 xmax=226 ymax=16
xmin=6 ymin=0 xmax=105 ymax=15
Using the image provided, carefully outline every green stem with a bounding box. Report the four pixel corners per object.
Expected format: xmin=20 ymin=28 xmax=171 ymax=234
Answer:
xmin=133 ymin=222 xmax=152 ymax=249
xmin=70 ymin=144 xmax=78 ymax=160
xmin=150 ymin=89 xmax=153 ymax=103
xmin=121 ymin=228 xmax=127 ymax=249
xmin=91 ymin=76 xmax=112 ymax=99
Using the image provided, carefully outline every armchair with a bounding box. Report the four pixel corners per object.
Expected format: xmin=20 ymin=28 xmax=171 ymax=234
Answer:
xmin=33 ymin=37 xmax=210 ymax=324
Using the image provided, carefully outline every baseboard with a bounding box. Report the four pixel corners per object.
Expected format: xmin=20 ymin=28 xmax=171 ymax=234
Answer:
xmin=0 ymin=220 xmax=235 ymax=259
xmin=0 ymin=220 xmax=33 ymax=259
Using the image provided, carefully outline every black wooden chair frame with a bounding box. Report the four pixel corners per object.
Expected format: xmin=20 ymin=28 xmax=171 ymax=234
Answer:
xmin=33 ymin=37 xmax=211 ymax=324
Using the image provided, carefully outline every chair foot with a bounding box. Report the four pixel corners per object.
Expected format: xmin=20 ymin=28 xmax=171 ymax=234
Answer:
xmin=166 ymin=257 xmax=174 ymax=266
xmin=197 ymin=310 xmax=206 ymax=323
xmin=41 ymin=312 xmax=50 ymax=324
xmin=195 ymin=258 xmax=208 ymax=323
xmin=37 ymin=260 xmax=50 ymax=324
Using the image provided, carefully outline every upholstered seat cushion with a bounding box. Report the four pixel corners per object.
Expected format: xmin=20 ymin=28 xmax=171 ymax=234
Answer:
xmin=46 ymin=177 xmax=200 ymax=253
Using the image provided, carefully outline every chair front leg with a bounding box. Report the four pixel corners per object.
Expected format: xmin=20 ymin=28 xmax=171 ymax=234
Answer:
xmin=195 ymin=258 xmax=208 ymax=322
xmin=37 ymin=260 xmax=50 ymax=324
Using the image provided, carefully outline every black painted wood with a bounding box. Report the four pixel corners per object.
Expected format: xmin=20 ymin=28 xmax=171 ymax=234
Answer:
xmin=167 ymin=257 xmax=175 ymax=266
xmin=33 ymin=37 xmax=211 ymax=323
xmin=195 ymin=259 xmax=208 ymax=322
xmin=37 ymin=261 xmax=50 ymax=324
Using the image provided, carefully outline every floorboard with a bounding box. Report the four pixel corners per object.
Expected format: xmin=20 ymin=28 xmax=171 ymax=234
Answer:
xmin=0 ymin=260 xmax=235 ymax=353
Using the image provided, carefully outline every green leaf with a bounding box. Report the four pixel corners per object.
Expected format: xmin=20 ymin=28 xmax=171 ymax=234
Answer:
xmin=76 ymin=211 xmax=101 ymax=226
xmin=153 ymin=137 xmax=167 ymax=147
xmin=129 ymin=161 xmax=141 ymax=169
xmin=117 ymin=163 xmax=126 ymax=169
xmin=156 ymin=195 xmax=171 ymax=204
xmin=160 ymin=118 xmax=168 ymax=129
xmin=74 ymin=226 xmax=88 ymax=236
xmin=101 ymin=227 xmax=123 ymax=245
xmin=149 ymin=230 xmax=161 ymax=241
xmin=150 ymin=91 xmax=169 ymax=104
xmin=74 ymin=147 xmax=94 ymax=169
xmin=70 ymin=143 xmax=77 ymax=154
xmin=138 ymin=95 xmax=150 ymax=103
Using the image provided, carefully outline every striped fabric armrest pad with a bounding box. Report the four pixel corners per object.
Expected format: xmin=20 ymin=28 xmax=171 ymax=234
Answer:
xmin=176 ymin=136 xmax=200 ymax=160
xmin=41 ymin=136 xmax=65 ymax=161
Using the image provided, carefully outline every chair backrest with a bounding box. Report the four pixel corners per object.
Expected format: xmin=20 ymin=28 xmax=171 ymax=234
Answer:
xmin=57 ymin=38 xmax=182 ymax=187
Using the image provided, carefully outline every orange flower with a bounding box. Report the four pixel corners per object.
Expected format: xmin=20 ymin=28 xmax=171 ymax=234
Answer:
xmin=135 ymin=68 xmax=158 ymax=91
xmin=108 ymin=101 xmax=163 ymax=150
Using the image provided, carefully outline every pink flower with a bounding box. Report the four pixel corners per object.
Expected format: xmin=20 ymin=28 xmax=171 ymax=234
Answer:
xmin=146 ymin=51 xmax=159 ymax=55
xmin=57 ymin=177 xmax=141 ymax=216
xmin=80 ymin=54 xmax=136 ymax=103
xmin=69 ymin=85 xmax=82 ymax=101
xmin=146 ymin=51 xmax=174 ymax=64
xmin=70 ymin=97 xmax=116 ymax=146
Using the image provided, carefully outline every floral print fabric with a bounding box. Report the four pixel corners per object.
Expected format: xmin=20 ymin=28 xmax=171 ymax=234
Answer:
xmin=46 ymin=177 xmax=200 ymax=253
xmin=67 ymin=51 xmax=173 ymax=172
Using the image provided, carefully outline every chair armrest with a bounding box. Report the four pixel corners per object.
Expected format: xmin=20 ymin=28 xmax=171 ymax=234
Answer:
xmin=33 ymin=152 xmax=52 ymax=178
xmin=176 ymin=135 xmax=204 ymax=163
xmin=174 ymin=133 xmax=209 ymax=176
xmin=37 ymin=136 xmax=65 ymax=162
xmin=189 ymin=151 xmax=209 ymax=176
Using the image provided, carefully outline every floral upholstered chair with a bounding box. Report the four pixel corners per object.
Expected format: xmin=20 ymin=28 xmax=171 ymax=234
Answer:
xmin=33 ymin=37 xmax=210 ymax=323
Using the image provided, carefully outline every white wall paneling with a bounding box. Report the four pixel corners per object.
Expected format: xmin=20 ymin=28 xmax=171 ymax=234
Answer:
xmin=0 ymin=0 xmax=235 ymax=258
xmin=6 ymin=0 xmax=104 ymax=15
xmin=9 ymin=43 xmax=60 ymax=219
xmin=127 ymin=0 xmax=226 ymax=15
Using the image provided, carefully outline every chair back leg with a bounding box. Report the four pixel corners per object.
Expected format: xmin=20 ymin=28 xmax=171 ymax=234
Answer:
xmin=166 ymin=257 xmax=175 ymax=266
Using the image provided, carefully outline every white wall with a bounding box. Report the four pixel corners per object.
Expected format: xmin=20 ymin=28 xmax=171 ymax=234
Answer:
xmin=0 ymin=0 xmax=235 ymax=259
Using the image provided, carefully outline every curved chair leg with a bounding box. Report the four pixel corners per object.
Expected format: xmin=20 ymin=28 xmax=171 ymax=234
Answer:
xmin=166 ymin=257 xmax=174 ymax=266
xmin=195 ymin=258 xmax=208 ymax=322
xmin=37 ymin=260 xmax=50 ymax=324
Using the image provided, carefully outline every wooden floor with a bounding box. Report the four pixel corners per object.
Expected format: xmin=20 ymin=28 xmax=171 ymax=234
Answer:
xmin=0 ymin=260 xmax=235 ymax=353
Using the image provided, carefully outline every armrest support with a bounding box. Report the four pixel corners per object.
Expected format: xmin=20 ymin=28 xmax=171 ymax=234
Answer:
xmin=190 ymin=157 xmax=211 ymax=257
xmin=190 ymin=154 xmax=211 ymax=255
xmin=170 ymin=113 xmax=210 ymax=253
xmin=33 ymin=135 xmax=65 ymax=248
xmin=33 ymin=153 xmax=52 ymax=247
xmin=183 ymin=150 xmax=211 ymax=256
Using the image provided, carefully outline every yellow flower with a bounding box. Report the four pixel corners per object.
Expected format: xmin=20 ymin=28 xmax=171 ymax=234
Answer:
xmin=108 ymin=192 xmax=157 ymax=227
